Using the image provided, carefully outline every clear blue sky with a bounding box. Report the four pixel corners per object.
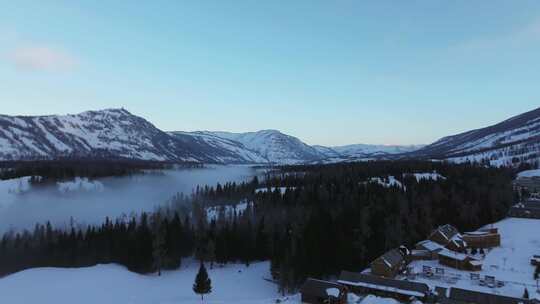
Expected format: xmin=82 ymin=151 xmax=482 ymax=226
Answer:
xmin=1 ymin=1 xmax=539 ymax=146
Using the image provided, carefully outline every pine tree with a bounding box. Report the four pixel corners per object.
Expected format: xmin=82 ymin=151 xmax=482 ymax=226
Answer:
xmin=193 ymin=262 xmax=212 ymax=301
xmin=523 ymin=288 xmax=529 ymax=299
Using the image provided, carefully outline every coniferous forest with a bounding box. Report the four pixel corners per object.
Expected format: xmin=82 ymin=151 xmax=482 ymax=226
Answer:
xmin=0 ymin=161 xmax=515 ymax=293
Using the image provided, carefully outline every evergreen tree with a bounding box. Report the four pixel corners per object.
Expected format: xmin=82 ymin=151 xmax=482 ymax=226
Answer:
xmin=193 ymin=262 xmax=212 ymax=301
xmin=523 ymin=288 xmax=529 ymax=299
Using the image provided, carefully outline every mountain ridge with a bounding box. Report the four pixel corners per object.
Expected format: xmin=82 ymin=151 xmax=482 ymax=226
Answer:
xmin=1 ymin=107 xmax=539 ymax=166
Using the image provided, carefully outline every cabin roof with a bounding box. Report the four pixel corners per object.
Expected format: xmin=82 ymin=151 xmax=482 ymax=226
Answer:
xmin=338 ymin=271 xmax=429 ymax=297
xmin=432 ymin=224 xmax=460 ymax=241
xmin=449 ymin=287 xmax=529 ymax=304
xmin=300 ymin=278 xmax=345 ymax=299
xmin=438 ymin=249 xmax=470 ymax=261
xmin=375 ymin=248 xmax=404 ymax=268
xmin=417 ymin=240 xmax=444 ymax=252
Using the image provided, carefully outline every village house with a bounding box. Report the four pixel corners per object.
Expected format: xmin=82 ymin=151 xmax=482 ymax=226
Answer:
xmin=436 ymin=287 xmax=536 ymax=304
xmin=338 ymin=271 xmax=430 ymax=302
xmin=438 ymin=249 xmax=482 ymax=271
xmin=429 ymin=224 xmax=468 ymax=252
xmin=462 ymin=228 xmax=501 ymax=249
xmin=370 ymin=248 xmax=407 ymax=278
xmin=299 ymin=278 xmax=348 ymax=304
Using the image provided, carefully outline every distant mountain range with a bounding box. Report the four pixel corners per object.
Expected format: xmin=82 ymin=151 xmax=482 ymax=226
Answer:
xmin=0 ymin=107 xmax=539 ymax=166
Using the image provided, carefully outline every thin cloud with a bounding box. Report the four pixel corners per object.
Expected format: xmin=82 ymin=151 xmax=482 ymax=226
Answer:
xmin=8 ymin=45 xmax=78 ymax=72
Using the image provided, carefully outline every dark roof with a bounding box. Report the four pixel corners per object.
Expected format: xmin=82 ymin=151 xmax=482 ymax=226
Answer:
xmin=300 ymin=278 xmax=345 ymax=299
xmin=375 ymin=248 xmax=404 ymax=268
xmin=433 ymin=224 xmax=459 ymax=241
xmin=338 ymin=271 xmax=429 ymax=295
xmin=449 ymin=287 xmax=529 ymax=304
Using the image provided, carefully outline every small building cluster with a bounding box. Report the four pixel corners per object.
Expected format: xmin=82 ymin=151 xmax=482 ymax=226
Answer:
xmin=301 ymin=276 xmax=538 ymax=304
xmin=508 ymin=199 xmax=540 ymax=219
xmin=514 ymin=176 xmax=540 ymax=194
xmin=300 ymin=223 xmax=515 ymax=304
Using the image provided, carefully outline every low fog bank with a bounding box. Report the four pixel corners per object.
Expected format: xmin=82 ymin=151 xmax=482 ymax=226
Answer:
xmin=0 ymin=165 xmax=256 ymax=233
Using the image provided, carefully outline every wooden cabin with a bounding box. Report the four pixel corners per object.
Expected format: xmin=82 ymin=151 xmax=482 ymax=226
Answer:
xmin=462 ymin=228 xmax=501 ymax=249
xmin=429 ymin=224 xmax=467 ymax=252
xmin=371 ymin=248 xmax=406 ymax=278
xmin=338 ymin=271 xmax=430 ymax=302
xmin=300 ymin=278 xmax=348 ymax=304
xmin=438 ymin=249 xmax=482 ymax=271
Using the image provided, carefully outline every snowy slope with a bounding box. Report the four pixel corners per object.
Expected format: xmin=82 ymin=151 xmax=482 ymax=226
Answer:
xmin=517 ymin=169 xmax=540 ymax=178
xmin=412 ymin=107 xmax=540 ymax=167
xmin=170 ymin=131 xmax=267 ymax=163
xmin=332 ymin=144 xmax=423 ymax=157
xmin=208 ymin=130 xmax=326 ymax=164
xmin=0 ymin=109 xmax=212 ymax=162
xmin=0 ymin=260 xmax=297 ymax=304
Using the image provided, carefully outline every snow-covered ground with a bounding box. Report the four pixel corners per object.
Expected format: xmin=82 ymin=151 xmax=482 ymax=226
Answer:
xmin=404 ymin=218 xmax=540 ymax=299
xmin=358 ymin=295 xmax=399 ymax=304
xmin=0 ymin=260 xmax=299 ymax=304
xmin=517 ymin=169 xmax=540 ymax=178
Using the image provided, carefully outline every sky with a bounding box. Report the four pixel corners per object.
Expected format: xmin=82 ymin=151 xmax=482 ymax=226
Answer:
xmin=0 ymin=1 xmax=539 ymax=146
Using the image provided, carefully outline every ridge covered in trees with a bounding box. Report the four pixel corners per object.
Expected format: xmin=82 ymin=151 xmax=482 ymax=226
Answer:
xmin=0 ymin=161 xmax=515 ymax=293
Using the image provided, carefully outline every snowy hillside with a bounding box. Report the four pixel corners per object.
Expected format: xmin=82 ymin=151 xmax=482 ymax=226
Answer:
xmin=331 ymin=144 xmax=423 ymax=158
xmin=170 ymin=131 xmax=267 ymax=163
xmin=0 ymin=260 xmax=297 ymax=304
xmin=0 ymin=109 xmax=211 ymax=162
xmin=412 ymin=107 xmax=540 ymax=167
xmin=207 ymin=130 xmax=326 ymax=164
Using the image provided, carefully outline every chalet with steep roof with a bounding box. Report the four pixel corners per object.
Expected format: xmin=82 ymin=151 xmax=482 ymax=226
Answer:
xmin=370 ymin=248 xmax=406 ymax=277
xmin=429 ymin=224 xmax=467 ymax=252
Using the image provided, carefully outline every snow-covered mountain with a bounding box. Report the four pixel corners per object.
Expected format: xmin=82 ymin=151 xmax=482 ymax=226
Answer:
xmin=0 ymin=108 xmax=426 ymax=164
xmin=169 ymin=131 xmax=267 ymax=164
xmin=204 ymin=130 xmax=327 ymax=164
xmin=412 ymin=107 xmax=540 ymax=167
xmin=0 ymin=109 xmax=214 ymax=162
xmin=4 ymin=106 xmax=538 ymax=167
